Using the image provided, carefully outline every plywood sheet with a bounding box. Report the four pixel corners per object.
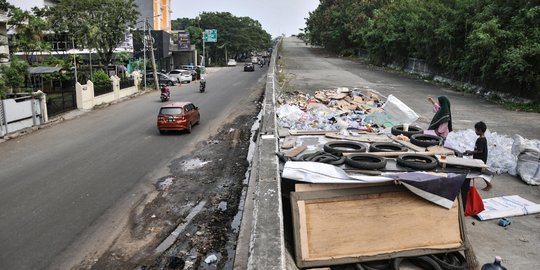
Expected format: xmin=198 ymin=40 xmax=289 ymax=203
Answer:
xmin=291 ymin=187 xmax=463 ymax=267
xmin=436 ymin=155 xmax=487 ymax=169
xmin=285 ymin=145 xmax=307 ymax=158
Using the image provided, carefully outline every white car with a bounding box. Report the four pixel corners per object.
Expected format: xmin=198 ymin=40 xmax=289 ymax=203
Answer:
xmin=227 ymin=59 xmax=237 ymax=66
xmin=168 ymin=69 xmax=192 ymax=83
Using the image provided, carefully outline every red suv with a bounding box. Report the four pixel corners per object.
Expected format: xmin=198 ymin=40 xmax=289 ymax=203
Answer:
xmin=157 ymin=102 xmax=200 ymax=134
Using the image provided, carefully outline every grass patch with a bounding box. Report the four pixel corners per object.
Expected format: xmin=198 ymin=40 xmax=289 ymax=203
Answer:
xmin=496 ymin=100 xmax=540 ymax=113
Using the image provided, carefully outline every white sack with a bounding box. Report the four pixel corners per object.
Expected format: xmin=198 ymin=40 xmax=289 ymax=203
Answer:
xmin=512 ymin=135 xmax=540 ymax=185
xmin=381 ymin=95 xmax=419 ymax=125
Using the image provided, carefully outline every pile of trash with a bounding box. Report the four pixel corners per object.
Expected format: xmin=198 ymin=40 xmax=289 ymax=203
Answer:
xmin=276 ymin=88 xmax=418 ymax=132
xmin=446 ymin=130 xmax=540 ymax=184
xmin=445 ymin=130 xmax=517 ymax=175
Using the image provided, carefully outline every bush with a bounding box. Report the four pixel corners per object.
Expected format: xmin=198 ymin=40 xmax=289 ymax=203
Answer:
xmin=92 ymin=69 xmax=111 ymax=87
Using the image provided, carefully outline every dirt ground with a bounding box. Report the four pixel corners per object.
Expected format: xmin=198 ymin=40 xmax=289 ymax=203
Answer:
xmin=75 ymin=86 xmax=265 ymax=270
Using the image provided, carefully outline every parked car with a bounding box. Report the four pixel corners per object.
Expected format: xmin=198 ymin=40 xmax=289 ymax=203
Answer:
xmin=168 ymin=69 xmax=192 ymax=83
xmin=251 ymin=56 xmax=259 ymax=64
xmin=180 ymin=65 xmax=195 ymax=71
xmin=157 ymin=102 xmax=200 ymax=134
xmin=227 ymin=59 xmax=237 ymax=66
xmin=244 ymin=63 xmax=255 ymax=72
xmin=145 ymin=73 xmax=176 ymax=86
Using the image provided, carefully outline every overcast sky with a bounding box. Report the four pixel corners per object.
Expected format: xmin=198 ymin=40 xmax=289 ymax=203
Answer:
xmin=170 ymin=0 xmax=320 ymax=38
xmin=9 ymin=0 xmax=320 ymax=38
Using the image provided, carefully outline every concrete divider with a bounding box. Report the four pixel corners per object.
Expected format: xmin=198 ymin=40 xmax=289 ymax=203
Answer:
xmin=234 ymin=39 xmax=297 ymax=269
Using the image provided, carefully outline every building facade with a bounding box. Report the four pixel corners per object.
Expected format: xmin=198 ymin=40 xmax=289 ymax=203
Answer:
xmin=136 ymin=0 xmax=171 ymax=32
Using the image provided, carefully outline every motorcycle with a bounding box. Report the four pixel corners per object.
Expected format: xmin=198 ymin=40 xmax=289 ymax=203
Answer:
xmin=160 ymin=85 xmax=170 ymax=102
xmin=160 ymin=92 xmax=170 ymax=102
xmin=199 ymin=79 xmax=206 ymax=93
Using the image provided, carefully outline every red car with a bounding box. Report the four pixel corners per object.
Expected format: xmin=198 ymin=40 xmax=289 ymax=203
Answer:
xmin=157 ymin=102 xmax=200 ymax=134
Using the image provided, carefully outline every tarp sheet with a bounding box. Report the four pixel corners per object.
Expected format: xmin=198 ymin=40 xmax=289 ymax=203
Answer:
xmin=477 ymin=195 xmax=540 ymax=220
xmin=282 ymin=161 xmax=466 ymax=209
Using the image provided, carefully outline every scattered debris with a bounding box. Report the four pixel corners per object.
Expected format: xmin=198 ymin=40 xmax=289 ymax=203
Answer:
xmin=204 ymin=254 xmax=218 ymax=264
xmin=217 ymin=201 xmax=228 ymax=211
xmin=498 ymin=218 xmax=512 ymax=227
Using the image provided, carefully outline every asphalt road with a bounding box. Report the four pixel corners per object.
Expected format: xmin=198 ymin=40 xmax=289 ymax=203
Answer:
xmin=0 ymin=64 xmax=267 ymax=269
xmin=281 ymin=37 xmax=540 ymax=269
xmin=283 ymin=38 xmax=540 ymax=140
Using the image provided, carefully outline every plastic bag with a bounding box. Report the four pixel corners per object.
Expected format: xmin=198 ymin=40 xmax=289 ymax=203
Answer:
xmin=512 ymin=135 xmax=540 ymax=185
xmin=381 ymin=95 xmax=419 ymax=125
xmin=465 ymin=184 xmax=485 ymax=216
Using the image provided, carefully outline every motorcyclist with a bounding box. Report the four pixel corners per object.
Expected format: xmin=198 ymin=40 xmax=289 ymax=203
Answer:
xmin=199 ymin=77 xmax=206 ymax=92
xmin=160 ymin=84 xmax=170 ymax=98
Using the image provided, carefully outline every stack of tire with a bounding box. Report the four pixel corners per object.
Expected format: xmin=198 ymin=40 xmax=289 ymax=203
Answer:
xmin=353 ymin=252 xmax=467 ymax=270
xmin=390 ymin=124 xmax=443 ymax=171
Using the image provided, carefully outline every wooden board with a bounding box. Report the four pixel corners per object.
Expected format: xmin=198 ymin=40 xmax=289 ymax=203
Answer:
xmin=289 ymin=130 xmax=338 ymax=136
xmin=390 ymin=136 xmax=426 ymax=152
xmin=285 ymin=145 xmax=307 ymax=158
xmin=436 ymin=155 xmax=488 ymax=169
xmin=325 ymin=133 xmax=391 ymax=143
xmin=295 ymin=183 xmax=370 ymax=192
xmin=291 ymin=186 xmax=464 ymax=268
xmin=343 ymin=149 xmax=454 ymax=157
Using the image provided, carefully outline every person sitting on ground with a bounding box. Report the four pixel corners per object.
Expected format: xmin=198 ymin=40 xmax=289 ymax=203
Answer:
xmin=427 ymin=95 xmax=453 ymax=139
xmin=464 ymin=121 xmax=492 ymax=191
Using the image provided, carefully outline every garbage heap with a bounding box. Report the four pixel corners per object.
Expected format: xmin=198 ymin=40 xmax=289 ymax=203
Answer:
xmin=276 ymin=87 xmax=418 ymax=132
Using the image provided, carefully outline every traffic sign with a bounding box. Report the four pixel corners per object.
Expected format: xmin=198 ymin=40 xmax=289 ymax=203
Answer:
xmin=203 ymin=29 xmax=217 ymax=43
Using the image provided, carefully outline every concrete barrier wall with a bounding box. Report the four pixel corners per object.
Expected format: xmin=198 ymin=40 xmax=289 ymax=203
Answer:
xmin=0 ymin=96 xmax=45 ymax=137
xmin=235 ymin=38 xmax=293 ymax=270
xmin=76 ymin=72 xmax=141 ymax=110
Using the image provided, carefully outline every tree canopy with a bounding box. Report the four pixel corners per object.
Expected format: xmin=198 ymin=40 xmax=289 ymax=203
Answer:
xmin=305 ymin=0 xmax=540 ymax=100
xmin=172 ymin=12 xmax=271 ymax=65
xmin=48 ymin=0 xmax=139 ymax=66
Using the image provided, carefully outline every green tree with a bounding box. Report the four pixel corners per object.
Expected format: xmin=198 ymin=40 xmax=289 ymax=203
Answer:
xmin=8 ymin=7 xmax=51 ymax=63
xmin=49 ymin=0 xmax=139 ymax=67
xmin=1 ymin=57 xmax=29 ymax=93
xmin=196 ymin=12 xmax=271 ymax=65
xmin=171 ymin=17 xmax=193 ymax=30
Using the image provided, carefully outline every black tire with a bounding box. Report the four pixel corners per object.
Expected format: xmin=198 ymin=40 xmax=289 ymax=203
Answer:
xmin=355 ymin=260 xmax=392 ymax=270
xmin=391 ymin=125 xmax=423 ymax=137
xmin=429 ymin=252 xmax=467 ymax=270
xmin=369 ymin=142 xmax=408 ymax=152
xmin=345 ymin=154 xmax=387 ymax=170
xmin=324 ymin=141 xmax=367 ymax=155
xmin=396 ymin=154 xmax=438 ymax=170
xmin=186 ymin=122 xmax=192 ymax=133
xmin=393 ymin=256 xmax=443 ymax=270
xmin=410 ymin=134 xmax=443 ymax=147
xmin=167 ymin=81 xmax=174 ymax=86
xmin=159 ymin=129 xmax=165 ymax=135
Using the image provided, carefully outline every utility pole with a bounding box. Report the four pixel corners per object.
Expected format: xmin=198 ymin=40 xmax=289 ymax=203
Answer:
xmin=146 ymin=18 xmax=159 ymax=91
xmin=202 ymin=32 xmax=205 ymax=67
xmin=143 ymin=19 xmax=146 ymax=89
xmin=72 ymin=38 xmax=77 ymax=83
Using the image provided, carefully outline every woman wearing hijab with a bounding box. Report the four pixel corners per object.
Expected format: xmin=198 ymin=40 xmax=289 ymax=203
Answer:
xmin=427 ymin=96 xmax=452 ymax=138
